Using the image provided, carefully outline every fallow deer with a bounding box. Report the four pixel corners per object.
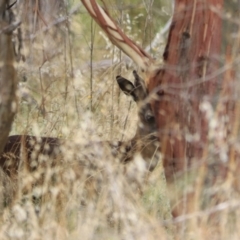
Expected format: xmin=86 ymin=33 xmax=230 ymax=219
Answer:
xmin=0 ymin=71 xmax=159 ymax=185
xmin=0 ymin=71 xmax=158 ymax=172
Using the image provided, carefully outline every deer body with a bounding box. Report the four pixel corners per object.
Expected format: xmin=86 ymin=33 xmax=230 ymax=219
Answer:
xmin=0 ymin=71 xmax=159 ymax=186
xmin=0 ymin=135 xmax=61 ymax=180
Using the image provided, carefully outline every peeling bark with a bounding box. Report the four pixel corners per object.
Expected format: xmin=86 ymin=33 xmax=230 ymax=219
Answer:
xmin=148 ymin=0 xmax=223 ymax=217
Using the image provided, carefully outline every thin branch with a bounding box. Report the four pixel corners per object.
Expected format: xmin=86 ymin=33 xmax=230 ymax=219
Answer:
xmin=81 ymin=0 xmax=154 ymax=72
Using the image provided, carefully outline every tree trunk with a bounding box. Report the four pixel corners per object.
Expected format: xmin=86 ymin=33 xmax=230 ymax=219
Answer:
xmin=148 ymin=0 xmax=223 ymax=217
xmin=0 ymin=0 xmax=18 ymax=154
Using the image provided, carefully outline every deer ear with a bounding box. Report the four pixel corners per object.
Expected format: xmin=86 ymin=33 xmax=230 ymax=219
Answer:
xmin=116 ymin=76 xmax=137 ymax=100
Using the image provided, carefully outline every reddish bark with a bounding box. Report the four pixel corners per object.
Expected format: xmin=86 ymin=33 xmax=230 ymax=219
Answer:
xmin=148 ymin=0 xmax=224 ymax=218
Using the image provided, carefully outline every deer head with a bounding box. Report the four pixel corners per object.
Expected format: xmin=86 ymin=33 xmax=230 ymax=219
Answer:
xmin=116 ymin=70 xmax=159 ymax=171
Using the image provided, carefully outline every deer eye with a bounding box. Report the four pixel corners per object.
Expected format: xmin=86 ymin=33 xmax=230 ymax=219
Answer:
xmin=145 ymin=114 xmax=155 ymax=123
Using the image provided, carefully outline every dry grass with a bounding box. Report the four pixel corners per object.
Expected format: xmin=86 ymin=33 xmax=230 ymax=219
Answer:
xmin=0 ymin=141 xmax=169 ymax=240
xmin=2 ymin=1 xmax=240 ymax=239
